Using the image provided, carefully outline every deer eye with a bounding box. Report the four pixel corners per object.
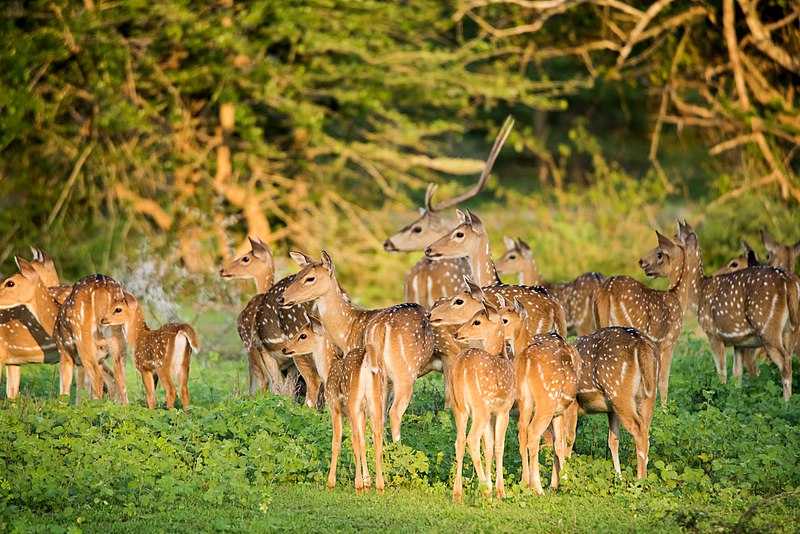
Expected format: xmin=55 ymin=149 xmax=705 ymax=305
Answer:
xmin=508 ymin=255 xmax=516 ymax=260
xmin=472 ymin=320 xmax=481 ymax=326
xmin=730 ymin=262 xmax=738 ymax=268
xmin=114 ymin=307 xmax=123 ymax=314
xmin=412 ymin=227 xmax=422 ymax=234
xmin=502 ymin=318 xmax=508 ymax=324
xmin=305 ymin=276 xmax=316 ymax=283
xmin=656 ymin=252 xmax=663 ymax=260
xmin=299 ymin=333 xmax=307 ymax=340
xmin=454 ymin=298 xmax=464 ymax=305
xmin=455 ymin=232 xmax=464 ymax=238
xmin=4 ymin=280 xmax=14 ymax=288
xmin=242 ymin=256 xmax=250 ymax=263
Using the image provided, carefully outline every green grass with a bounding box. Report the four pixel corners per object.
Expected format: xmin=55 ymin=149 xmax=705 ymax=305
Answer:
xmin=2 ymin=330 xmax=800 ymax=533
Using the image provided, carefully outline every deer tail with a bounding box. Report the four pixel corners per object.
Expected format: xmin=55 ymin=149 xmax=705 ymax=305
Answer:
xmin=177 ymin=324 xmax=200 ymax=353
xmin=592 ymin=283 xmax=609 ymax=330
xmin=554 ymin=300 xmax=568 ymax=336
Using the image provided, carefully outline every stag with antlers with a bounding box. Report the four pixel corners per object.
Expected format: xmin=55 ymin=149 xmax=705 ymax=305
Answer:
xmin=384 ymin=117 xmax=514 ymax=309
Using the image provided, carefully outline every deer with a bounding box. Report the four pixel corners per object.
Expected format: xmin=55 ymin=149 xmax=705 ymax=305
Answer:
xmin=100 ymin=293 xmax=198 ymax=409
xmin=495 ymin=236 xmax=605 ymax=336
xmin=715 ymin=240 xmax=761 ymax=275
xmin=278 ymin=250 xmax=435 ymax=443
xmin=425 ymin=210 xmax=567 ymax=338
xmin=448 ymin=302 xmax=515 ymax=502
xmin=0 ymin=261 xmax=123 ymax=401
xmin=574 ymin=327 xmax=659 ymax=479
xmin=383 ymin=117 xmax=514 ymax=309
xmin=480 ymin=297 xmax=579 ymax=495
xmin=52 ymin=274 xmax=130 ymax=402
xmin=282 ymin=320 xmax=385 ymax=492
xmin=220 ymin=236 xmax=322 ymax=407
xmin=642 ymin=222 xmax=799 ymax=400
xmin=762 ymin=231 xmax=800 ymax=273
xmin=594 ymin=228 xmax=691 ymax=406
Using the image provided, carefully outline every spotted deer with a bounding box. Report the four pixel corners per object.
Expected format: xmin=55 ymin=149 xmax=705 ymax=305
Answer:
xmin=574 ymin=327 xmax=659 ymax=479
xmin=383 ymin=117 xmax=514 ymax=309
xmin=278 ymin=250 xmax=435 ymax=443
xmin=715 ymin=240 xmax=761 ymax=275
xmin=219 ymin=237 xmax=321 ymax=406
xmin=282 ymin=319 xmax=385 ymax=491
xmin=101 ymin=294 xmax=198 ymax=409
xmin=594 ymin=229 xmax=691 ymax=406
xmin=425 ymin=211 xmax=566 ymax=338
xmin=762 ymin=231 xmax=800 ymax=273
xmin=485 ymin=297 xmax=580 ymax=495
xmin=53 ymin=274 xmax=130 ymax=402
xmin=650 ymin=223 xmax=799 ymax=400
xmin=496 ymin=236 xmax=604 ymax=336
xmin=449 ymin=302 xmax=515 ymax=502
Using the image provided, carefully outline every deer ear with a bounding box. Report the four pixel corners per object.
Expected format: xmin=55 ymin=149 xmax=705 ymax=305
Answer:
xmin=321 ymin=250 xmax=335 ymax=273
xmin=656 ymin=231 xmax=675 ymax=250
xmin=482 ymin=298 xmax=499 ymax=318
xmin=308 ymin=313 xmax=324 ymax=335
xmin=249 ymin=237 xmax=272 ymax=262
xmin=289 ymin=250 xmax=313 ymax=267
xmin=761 ymin=230 xmax=778 ymax=250
xmin=793 ymin=239 xmax=800 ymax=255
xmin=503 ymin=236 xmax=516 ymax=251
xmin=122 ymin=292 xmax=139 ymax=309
xmin=746 ymin=248 xmax=759 ymax=267
xmin=15 ymin=257 xmax=39 ymax=280
xmin=512 ymin=297 xmax=525 ymax=315
xmin=466 ymin=210 xmax=484 ymax=230
xmin=29 ymin=246 xmax=41 ymax=261
xmin=464 ymin=276 xmax=484 ymax=300
xmin=424 ymin=183 xmax=437 ymax=212
xmin=455 ymin=209 xmax=468 ymax=224
xmin=516 ymin=238 xmax=532 ymax=255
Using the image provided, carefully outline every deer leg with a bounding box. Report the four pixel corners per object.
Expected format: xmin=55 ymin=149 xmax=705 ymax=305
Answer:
xmin=452 ymin=407 xmax=468 ymax=503
xmin=356 ymin=406 xmax=371 ymax=489
xmin=261 ymin=352 xmax=284 ymax=395
xmin=388 ymin=378 xmax=413 ymax=443
xmin=158 ymin=367 xmax=176 ymax=409
xmin=482 ymin=419 xmax=494 ymax=493
xmin=526 ymin=413 xmax=553 ymax=496
xmin=468 ymin=411 xmax=491 ymax=497
xmin=328 ymin=405 xmax=342 ymax=490
xmin=709 ymin=337 xmax=727 ymax=384
xmin=248 ymin=348 xmax=268 ymax=394
xmin=293 ymin=354 xmax=322 ymax=409
xmin=656 ymin=341 xmax=674 ymax=407
xmin=607 ymin=412 xmax=622 ymax=477
xmin=366 ymin=371 xmax=386 ymax=493
xmin=517 ymin=398 xmax=533 ymax=488
xmin=563 ymin=402 xmax=578 ymax=458
xmin=743 ymin=349 xmax=760 ymax=377
xmin=551 ymin=415 xmax=570 ymax=491
xmin=110 ymin=337 xmax=129 ymax=405
xmin=349 ymin=408 xmax=364 ymax=493
xmin=75 ymin=367 xmax=85 ymax=404
xmin=141 ymin=370 xmax=157 ymax=409
xmin=494 ymin=410 xmax=510 ymax=499
xmin=615 ymin=409 xmax=647 ymax=479
xmin=764 ymin=345 xmax=792 ymax=402
xmin=180 ymin=345 xmax=191 ymax=409
xmin=5 ymin=366 xmax=20 ymax=399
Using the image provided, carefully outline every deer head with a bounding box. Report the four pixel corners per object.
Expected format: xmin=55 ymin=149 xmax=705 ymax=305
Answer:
xmin=281 ymin=314 xmax=326 ymax=356
xmin=383 ymin=116 xmax=514 ymax=253
xmin=29 ymin=247 xmax=60 ymax=288
xmin=454 ymin=300 xmax=505 ymax=354
xmin=637 ymin=230 xmax=685 ymax=285
xmin=762 ymin=231 xmax=800 ymax=272
xmin=429 ymin=276 xmax=486 ymax=326
xmin=715 ymin=240 xmax=760 ymax=275
xmin=219 ymin=236 xmax=275 ymax=291
xmin=425 ymin=210 xmax=487 ymax=260
xmin=495 ymin=237 xmax=532 ymax=274
xmin=99 ymin=292 xmax=140 ymax=328
xmin=279 ymin=251 xmax=337 ymax=306
xmin=0 ymin=258 xmax=46 ymax=310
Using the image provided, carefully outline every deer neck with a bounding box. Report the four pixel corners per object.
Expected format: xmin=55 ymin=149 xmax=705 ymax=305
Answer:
xmin=519 ymin=260 xmax=541 ymax=286
xmin=686 ymin=244 xmax=708 ymax=314
xmin=313 ymin=335 xmax=337 ymax=384
xmin=254 ymin=264 xmax=275 ymax=293
xmin=126 ymin=308 xmax=149 ymax=349
xmin=481 ymin=327 xmax=506 ymax=356
xmin=315 ymin=279 xmax=362 ymax=351
xmin=28 ymin=282 xmax=60 ymax=334
xmin=468 ymin=234 xmax=501 ymax=287
xmin=509 ymin=326 xmax=531 ymax=357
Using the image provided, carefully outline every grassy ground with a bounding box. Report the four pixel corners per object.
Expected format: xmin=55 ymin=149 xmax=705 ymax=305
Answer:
xmin=2 ymin=327 xmax=800 ymax=533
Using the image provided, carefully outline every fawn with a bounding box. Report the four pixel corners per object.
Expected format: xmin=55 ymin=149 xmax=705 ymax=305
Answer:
xmin=495 ymin=297 xmax=580 ymax=494
xmin=648 ymin=223 xmax=799 ymax=400
xmin=384 ymin=117 xmax=514 ymax=309
xmin=595 ymin=228 xmax=691 ymax=406
xmin=220 ymin=236 xmax=322 ymax=406
xmin=279 ymin=250 xmax=435 ymax=443
xmin=449 ymin=301 xmax=515 ymax=502
xmin=101 ymin=293 xmax=198 ymax=409
xmin=282 ymin=321 xmax=385 ymax=492
xmin=495 ymin=236 xmax=604 ymax=336
xmin=426 ymin=210 xmax=567 ymax=337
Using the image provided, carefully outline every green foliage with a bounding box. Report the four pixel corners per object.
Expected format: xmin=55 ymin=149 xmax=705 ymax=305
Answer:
xmin=2 ymin=332 xmax=799 ymax=531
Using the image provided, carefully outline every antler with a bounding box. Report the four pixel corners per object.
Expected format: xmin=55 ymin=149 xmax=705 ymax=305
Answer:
xmin=427 ymin=115 xmax=514 ymax=212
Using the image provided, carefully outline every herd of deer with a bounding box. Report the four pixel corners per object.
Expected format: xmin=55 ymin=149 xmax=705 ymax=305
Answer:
xmin=1 ymin=118 xmax=798 ymax=500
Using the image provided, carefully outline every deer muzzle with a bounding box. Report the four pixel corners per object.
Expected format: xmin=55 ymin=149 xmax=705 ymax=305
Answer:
xmin=383 ymin=239 xmax=398 ymax=252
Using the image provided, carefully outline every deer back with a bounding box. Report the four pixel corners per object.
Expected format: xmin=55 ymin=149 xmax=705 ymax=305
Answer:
xmin=362 ymin=303 xmax=435 ymax=377
xmin=548 ymin=272 xmax=605 ymax=331
xmin=404 ymin=257 xmax=470 ymax=309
